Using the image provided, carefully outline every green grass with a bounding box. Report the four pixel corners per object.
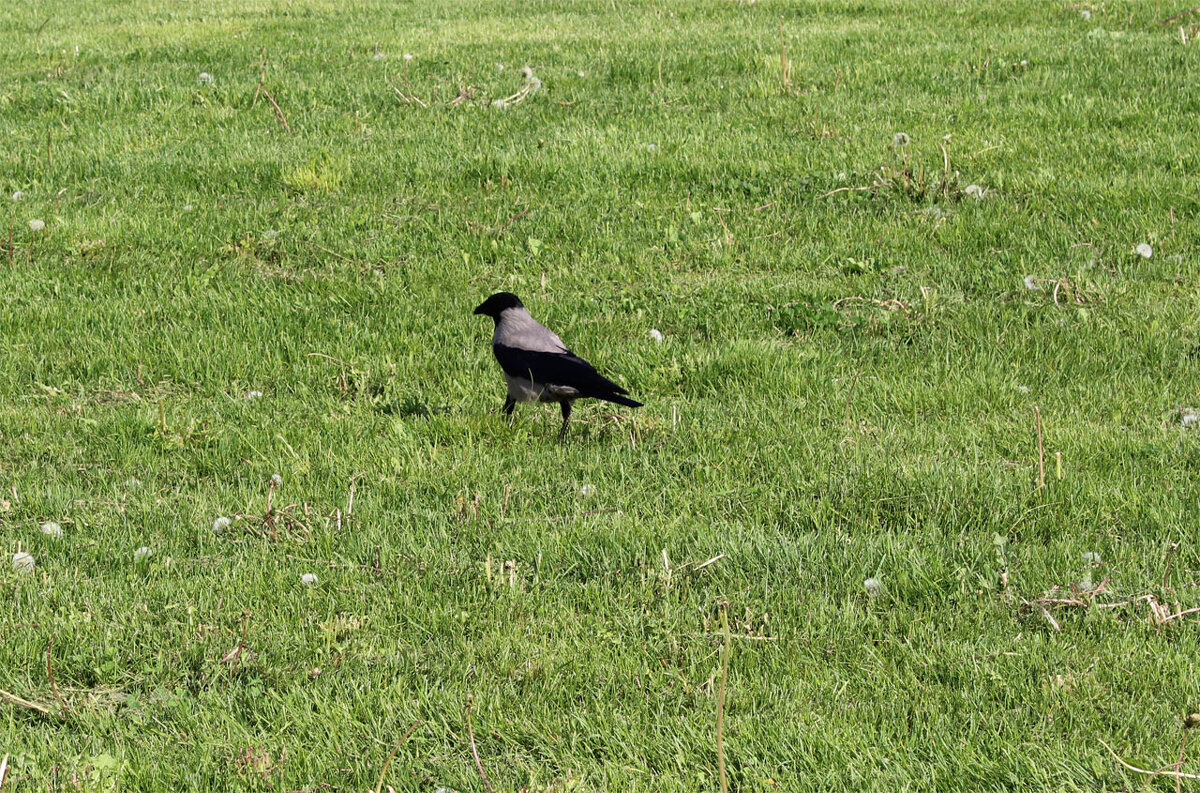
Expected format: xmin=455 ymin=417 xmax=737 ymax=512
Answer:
xmin=2 ymin=0 xmax=1200 ymax=789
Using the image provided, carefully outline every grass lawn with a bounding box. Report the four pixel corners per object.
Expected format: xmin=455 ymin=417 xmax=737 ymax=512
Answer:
xmin=3 ymin=0 xmax=1200 ymax=789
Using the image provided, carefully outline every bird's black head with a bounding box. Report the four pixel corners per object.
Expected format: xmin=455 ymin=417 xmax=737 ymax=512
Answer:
xmin=473 ymin=292 xmax=524 ymax=320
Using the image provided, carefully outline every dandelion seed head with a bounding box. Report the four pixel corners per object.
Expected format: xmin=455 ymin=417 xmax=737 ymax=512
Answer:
xmin=526 ymin=75 xmax=542 ymax=93
xmin=1017 ymin=385 xmax=1030 ymax=393
xmin=403 ymin=53 xmax=413 ymax=62
xmin=262 ymin=229 xmax=278 ymax=240
xmin=182 ymin=204 xmax=194 ymax=212
xmin=12 ymin=551 xmax=35 ymax=573
xmin=1082 ymin=551 xmax=1101 ymax=565
xmin=271 ymin=473 xmax=283 ymax=487
xmin=646 ymin=143 xmax=658 ymax=152
xmin=246 ymin=390 xmax=263 ymax=399
xmin=649 ymin=329 xmax=663 ymax=343
xmin=28 ymin=219 xmax=45 ymax=232
xmin=579 ymin=484 xmax=596 ymax=497
xmin=892 ymin=132 xmax=910 ymax=147
xmin=198 ymin=72 xmax=214 ymax=85
xmin=301 ymin=572 xmax=318 ymax=585
xmin=40 ymin=521 xmax=63 ymax=539
xmin=491 ymin=99 xmax=509 ymax=110
xmin=1136 ymin=243 xmax=1153 ymax=259
xmin=125 ymin=477 xmax=141 ymax=488
xmin=12 ymin=191 xmax=24 ymax=201
xmin=213 ymin=516 xmax=231 ymax=533
xmin=1081 ymin=9 xmax=1092 ymax=19
xmin=1181 ymin=411 xmax=1199 ymax=428
xmin=863 ymin=577 xmax=883 ymax=597
xmin=1023 ymin=275 xmax=1040 ymax=291
xmin=134 ymin=546 xmax=153 ymax=562
xmin=372 ymin=52 xmax=385 ymax=61
xmin=965 ymin=184 xmax=984 ymax=200
xmin=520 ymin=65 xmax=534 ymax=80
xmin=577 ymin=70 xmax=585 ymax=78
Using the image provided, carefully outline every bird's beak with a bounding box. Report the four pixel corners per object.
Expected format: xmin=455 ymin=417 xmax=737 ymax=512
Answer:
xmin=473 ymin=303 xmax=486 ymax=315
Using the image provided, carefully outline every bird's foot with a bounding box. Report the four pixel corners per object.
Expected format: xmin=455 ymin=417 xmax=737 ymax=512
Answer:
xmin=558 ymin=401 xmax=572 ymax=443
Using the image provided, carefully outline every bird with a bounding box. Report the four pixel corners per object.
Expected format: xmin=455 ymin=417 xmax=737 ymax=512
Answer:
xmin=473 ymin=292 xmax=643 ymax=440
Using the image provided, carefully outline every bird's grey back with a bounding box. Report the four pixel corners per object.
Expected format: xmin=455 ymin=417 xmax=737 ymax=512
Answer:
xmin=494 ymin=307 xmax=568 ymax=352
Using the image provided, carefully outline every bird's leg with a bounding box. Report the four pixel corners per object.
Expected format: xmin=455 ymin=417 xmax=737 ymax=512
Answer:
xmin=558 ymin=401 xmax=572 ymax=442
xmin=502 ymin=397 xmax=515 ymax=416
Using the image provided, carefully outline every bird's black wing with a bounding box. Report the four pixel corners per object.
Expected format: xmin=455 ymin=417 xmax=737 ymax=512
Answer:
xmin=493 ymin=343 xmax=640 ymax=405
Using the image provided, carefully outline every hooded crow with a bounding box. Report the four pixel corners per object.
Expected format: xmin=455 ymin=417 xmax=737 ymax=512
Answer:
xmin=474 ymin=292 xmax=643 ymax=440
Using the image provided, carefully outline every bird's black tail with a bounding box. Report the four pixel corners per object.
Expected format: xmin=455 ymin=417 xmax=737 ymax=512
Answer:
xmin=600 ymin=393 xmax=643 ymax=408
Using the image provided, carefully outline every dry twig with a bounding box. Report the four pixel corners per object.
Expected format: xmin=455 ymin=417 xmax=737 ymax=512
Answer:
xmin=0 ymin=688 xmax=53 ymax=716
xmin=465 ymin=695 xmax=495 ymax=793
xmin=816 ymin=185 xmax=870 ymax=199
xmin=1160 ymin=605 xmax=1200 ymax=624
xmin=1100 ymin=739 xmax=1200 ymax=781
xmin=392 ymin=84 xmax=428 ymax=107
xmin=694 ymin=554 xmax=727 ymax=571
xmin=1160 ymin=5 xmax=1200 ymax=23
xmin=373 ymin=720 xmax=423 ymax=793
xmin=493 ymin=206 xmax=530 ymax=236
xmin=261 ymin=86 xmax=291 ymax=132
xmin=1037 ymin=604 xmax=1061 ymax=631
